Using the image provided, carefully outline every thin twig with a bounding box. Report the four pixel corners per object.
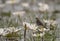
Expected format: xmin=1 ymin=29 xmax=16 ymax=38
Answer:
xmin=41 ymin=37 xmax=44 ymax=41
xmin=24 ymin=24 xmax=27 ymax=41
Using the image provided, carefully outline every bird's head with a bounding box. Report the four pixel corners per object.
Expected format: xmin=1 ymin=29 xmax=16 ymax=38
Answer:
xmin=36 ymin=17 xmax=38 ymax=19
xmin=36 ymin=17 xmax=40 ymax=20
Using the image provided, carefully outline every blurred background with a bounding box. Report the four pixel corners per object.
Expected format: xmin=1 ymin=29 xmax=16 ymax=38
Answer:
xmin=0 ymin=0 xmax=60 ymax=41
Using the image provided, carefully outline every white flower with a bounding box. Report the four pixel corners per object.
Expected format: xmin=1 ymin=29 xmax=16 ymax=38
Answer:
xmin=51 ymin=20 xmax=57 ymax=25
xmin=0 ymin=27 xmax=21 ymax=36
xmin=14 ymin=28 xmax=22 ymax=32
xmin=8 ymin=27 xmax=21 ymax=32
xmin=43 ymin=19 xmax=51 ymax=25
xmin=43 ymin=19 xmax=57 ymax=25
xmin=38 ymin=3 xmax=49 ymax=11
xmin=23 ymin=22 xmax=38 ymax=30
xmin=38 ymin=28 xmax=46 ymax=32
xmin=32 ymin=34 xmax=37 ymax=37
xmin=12 ymin=11 xmax=26 ymax=16
xmin=0 ymin=28 xmax=4 ymax=35
xmin=46 ymin=28 xmax=50 ymax=31
xmin=21 ymin=3 xmax=29 ymax=7
xmin=38 ymin=3 xmax=43 ymax=6
xmin=30 ymin=24 xmax=38 ymax=30
xmin=7 ymin=27 xmax=15 ymax=32
xmin=32 ymin=32 xmax=45 ymax=37
xmin=2 ymin=32 xmax=9 ymax=36
xmin=23 ymin=22 xmax=31 ymax=28
xmin=0 ymin=28 xmax=9 ymax=36
xmin=43 ymin=19 xmax=49 ymax=23
xmin=40 ymin=32 xmax=45 ymax=37
xmin=6 ymin=0 xmax=20 ymax=4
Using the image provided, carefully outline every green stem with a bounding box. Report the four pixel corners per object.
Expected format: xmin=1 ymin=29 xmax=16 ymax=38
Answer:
xmin=41 ymin=37 xmax=44 ymax=41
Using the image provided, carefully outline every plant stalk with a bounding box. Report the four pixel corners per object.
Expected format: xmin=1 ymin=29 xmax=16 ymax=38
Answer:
xmin=24 ymin=24 xmax=27 ymax=41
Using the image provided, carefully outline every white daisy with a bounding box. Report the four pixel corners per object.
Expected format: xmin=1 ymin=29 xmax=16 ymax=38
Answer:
xmin=0 ymin=28 xmax=4 ymax=35
xmin=43 ymin=19 xmax=57 ymax=25
xmin=23 ymin=22 xmax=38 ymax=30
xmin=32 ymin=34 xmax=37 ymax=37
xmin=40 ymin=32 xmax=45 ymax=37
xmin=6 ymin=0 xmax=20 ymax=4
xmin=21 ymin=3 xmax=29 ymax=7
xmin=38 ymin=2 xmax=49 ymax=11
xmin=12 ymin=11 xmax=26 ymax=16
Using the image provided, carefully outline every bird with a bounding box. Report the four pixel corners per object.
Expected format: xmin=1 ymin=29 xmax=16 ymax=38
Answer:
xmin=36 ymin=17 xmax=46 ymax=28
xmin=36 ymin=17 xmax=43 ymax=26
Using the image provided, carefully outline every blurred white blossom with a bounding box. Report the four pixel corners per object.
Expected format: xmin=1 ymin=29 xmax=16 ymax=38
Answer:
xmin=8 ymin=27 xmax=16 ymax=32
xmin=32 ymin=34 xmax=37 ymax=37
xmin=23 ymin=22 xmax=38 ymax=30
xmin=38 ymin=3 xmax=49 ymax=11
xmin=43 ymin=19 xmax=57 ymax=25
xmin=15 ymin=28 xmax=22 ymax=32
xmin=0 ymin=27 xmax=21 ymax=36
xmin=32 ymin=32 xmax=45 ymax=37
xmin=23 ymin=22 xmax=31 ymax=28
xmin=6 ymin=0 xmax=20 ymax=4
xmin=12 ymin=11 xmax=26 ymax=16
xmin=21 ymin=3 xmax=29 ymax=7
xmin=0 ymin=28 xmax=4 ymax=35
xmin=38 ymin=27 xmax=50 ymax=32
xmin=40 ymin=32 xmax=45 ymax=37
xmin=7 ymin=27 xmax=21 ymax=32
